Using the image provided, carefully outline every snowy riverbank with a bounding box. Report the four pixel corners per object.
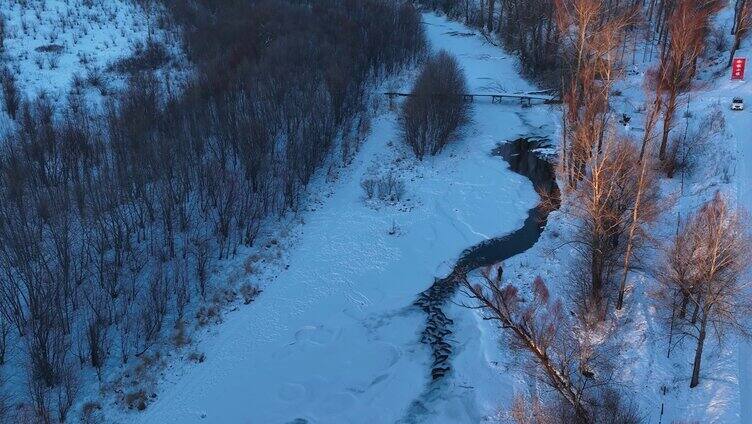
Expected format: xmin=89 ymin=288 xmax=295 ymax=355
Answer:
xmin=116 ymin=12 xmax=559 ymax=424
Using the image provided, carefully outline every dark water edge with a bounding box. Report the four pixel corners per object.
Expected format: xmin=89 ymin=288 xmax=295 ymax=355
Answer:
xmin=457 ymin=137 xmax=560 ymax=270
xmin=412 ymin=137 xmax=560 ymax=384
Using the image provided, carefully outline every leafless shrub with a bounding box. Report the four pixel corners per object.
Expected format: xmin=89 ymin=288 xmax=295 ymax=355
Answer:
xmin=361 ymin=178 xmax=377 ymax=199
xmin=0 ymin=319 xmax=8 ymax=365
xmin=174 ymin=267 xmax=191 ymax=321
xmin=706 ymin=25 xmax=728 ymax=54
xmin=240 ymin=283 xmax=261 ymax=305
xmin=34 ymin=44 xmax=64 ymax=54
xmin=85 ymin=66 xmax=108 ymax=95
xmin=111 ymin=39 xmax=171 ymax=74
xmin=137 ymin=274 xmax=169 ymax=356
xmin=47 ymin=53 xmax=61 ymax=69
xmin=362 ymin=173 xmax=406 ymax=202
xmin=401 ymin=50 xmax=471 ymax=159
xmin=171 ymin=319 xmax=191 ymax=348
xmin=53 ymin=365 xmax=78 ymax=423
xmin=187 ymin=351 xmax=206 ymax=363
xmin=191 ymin=236 xmax=211 ymax=300
xmin=376 ymin=173 xmax=405 ymax=202
xmin=510 ymin=389 xmax=640 ymax=424
xmin=0 ymin=374 xmax=10 ymax=423
xmin=124 ymin=389 xmax=148 ymax=411
xmin=196 ymin=305 xmax=221 ymax=327
xmin=81 ymin=401 xmax=103 ymax=424
xmin=28 ymin=370 xmax=53 ymax=424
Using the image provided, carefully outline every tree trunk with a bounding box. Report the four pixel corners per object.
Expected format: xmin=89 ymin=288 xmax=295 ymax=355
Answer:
xmin=591 ymin=252 xmax=604 ymax=305
xmin=729 ymin=35 xmax=741 ymax=68
xmin=480 ymin=0 xmax=486 ymax=30
xmin=659 ymin=89 xmax=678 ymax=161
xmin=678 ymin=291 xmax=689 ymax=319
xmin=728 ymin=0 xmax=746 ymax=70
xmin=487 ymin=0 xmax=495 ymax=32
xmin=690 ymin=313 xmax=707 ymax=388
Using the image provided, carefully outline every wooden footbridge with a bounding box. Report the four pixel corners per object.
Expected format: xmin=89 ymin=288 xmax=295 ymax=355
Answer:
xmin=384 ymin=89 xmax=561 ymax=106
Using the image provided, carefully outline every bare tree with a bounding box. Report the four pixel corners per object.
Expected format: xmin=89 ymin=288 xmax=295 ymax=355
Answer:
xmin=555 ymin=0 xmax=636 ymax=186
xmin=401 ymin=51 xmax=471 ymax=160
xmin=463 ymin=267 xmax=640 ymax=423
xmin=615 ymin=144 xmax=662 ymax=310
xmin=656 ymin=0 xmax=721 ymax=162
xmin=462 ymin=270 xmax=589 ymax=420
xmin=563 ymin=133 xmax=648 ymax=315
xmin=653 ymin=193 xmax=752 ymax=388
xmin=0 ymin=0 xmax=427 ymax=419
xmin=729 ymin=0 xmax=752 ymax=67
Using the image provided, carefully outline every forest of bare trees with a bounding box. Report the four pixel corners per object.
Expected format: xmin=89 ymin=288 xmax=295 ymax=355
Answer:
xmin=0 ymin=0 xmax=424 ymax=421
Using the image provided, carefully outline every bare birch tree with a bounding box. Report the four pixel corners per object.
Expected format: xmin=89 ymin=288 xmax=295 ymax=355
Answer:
xmin=463 ymin=267 xmax=640 ymax=423
xmin=654 ymin=193 xmax=752 ymax=388
xmin=729 ymin=0 xmax=752 ymax=67
xmin=656 ymin=0 xmax=721 ymax=162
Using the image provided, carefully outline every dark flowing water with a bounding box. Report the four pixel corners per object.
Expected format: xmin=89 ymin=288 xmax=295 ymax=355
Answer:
xmin=413 ymin=137 xmax=560 ymax=381
xmin=457 ymin=137 xmax=560 ymax=270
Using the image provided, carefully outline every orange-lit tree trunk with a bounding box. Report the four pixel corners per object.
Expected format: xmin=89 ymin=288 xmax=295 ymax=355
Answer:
xmin=729 ymin=0 xmax=751 ymax=67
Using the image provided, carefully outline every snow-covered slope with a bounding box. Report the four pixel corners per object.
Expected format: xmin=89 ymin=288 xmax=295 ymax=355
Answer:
xmin=114 ymin=13 xmax=558 ymax=424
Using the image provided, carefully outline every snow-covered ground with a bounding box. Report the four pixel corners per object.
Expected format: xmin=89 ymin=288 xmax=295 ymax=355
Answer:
xmin=113 ymin=13 xmax=559 ymax=424
xmin=0 ymin=0 xmax=182 ymax=120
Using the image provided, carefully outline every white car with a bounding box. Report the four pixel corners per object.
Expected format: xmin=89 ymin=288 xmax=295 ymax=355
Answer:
xmin=731 ymin=97 xmax=744 ymax=111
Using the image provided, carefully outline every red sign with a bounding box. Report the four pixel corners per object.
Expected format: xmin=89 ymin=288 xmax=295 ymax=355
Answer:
xmin=732 ymin=58 xmax=746 ymax=80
